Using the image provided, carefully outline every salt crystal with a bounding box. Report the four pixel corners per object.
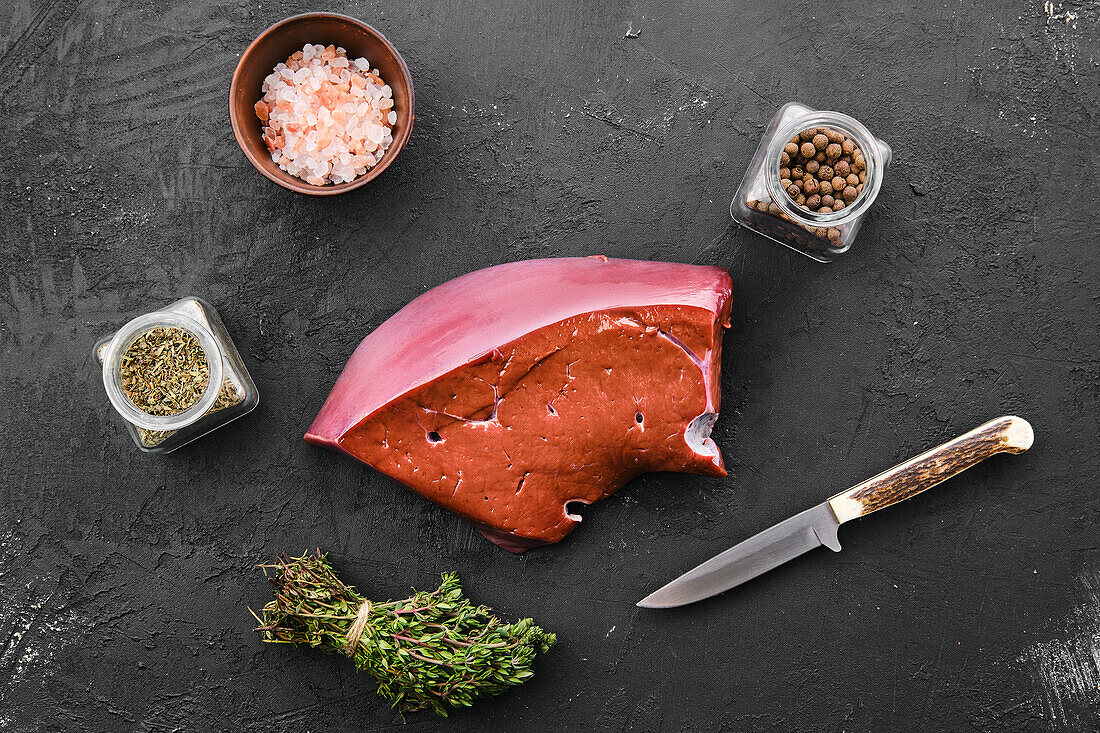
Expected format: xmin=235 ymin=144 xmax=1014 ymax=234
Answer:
xmin=254 ymin=44 xmax=396 ymax=186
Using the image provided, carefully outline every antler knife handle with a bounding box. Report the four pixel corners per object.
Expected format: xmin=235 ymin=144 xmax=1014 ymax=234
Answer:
xmin=828 ymin=416 xmax=1034 ymax=523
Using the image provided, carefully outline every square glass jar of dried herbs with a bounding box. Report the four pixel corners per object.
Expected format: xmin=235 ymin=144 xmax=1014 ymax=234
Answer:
xmin=731 ymin=102 xmax=892 ymax=262
xmin=94 ymin=297 xmax=258 ymax=453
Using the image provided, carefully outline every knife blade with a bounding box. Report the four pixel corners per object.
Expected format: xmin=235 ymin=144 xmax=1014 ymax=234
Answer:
xmin=638 ymin=415 xmax=1034 ymax=609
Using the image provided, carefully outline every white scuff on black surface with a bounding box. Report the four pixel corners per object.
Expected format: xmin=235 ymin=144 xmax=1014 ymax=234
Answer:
xmin=1019 ymin=570 xmax=1100 ymax=730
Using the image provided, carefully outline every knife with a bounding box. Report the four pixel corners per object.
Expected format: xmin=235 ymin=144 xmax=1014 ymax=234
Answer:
xmin=637 ymin=415 xmax=1034 ymax=608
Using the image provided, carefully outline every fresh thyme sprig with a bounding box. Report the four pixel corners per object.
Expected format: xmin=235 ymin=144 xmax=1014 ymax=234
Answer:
xmin=251 ymin=550 xmax=556 ymax=718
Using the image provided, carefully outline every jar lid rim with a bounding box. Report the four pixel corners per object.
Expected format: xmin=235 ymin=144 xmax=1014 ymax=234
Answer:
xmin=101 ymin=310 xmax=224 ymax=432
xmin=765 ymin=109 xmax=886 ymax=227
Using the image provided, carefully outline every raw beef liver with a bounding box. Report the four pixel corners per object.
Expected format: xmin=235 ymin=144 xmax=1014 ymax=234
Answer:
xmin=306 ymin=257 xmax=733 ymax=551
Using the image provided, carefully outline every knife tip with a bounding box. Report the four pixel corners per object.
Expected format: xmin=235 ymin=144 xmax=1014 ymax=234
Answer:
xmin=636 ymin=593 xmax=672 ymax=609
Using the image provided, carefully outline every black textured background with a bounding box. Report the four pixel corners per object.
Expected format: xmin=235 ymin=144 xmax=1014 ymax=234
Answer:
xmin=2 ymin=1 xmax=1098 ymax=731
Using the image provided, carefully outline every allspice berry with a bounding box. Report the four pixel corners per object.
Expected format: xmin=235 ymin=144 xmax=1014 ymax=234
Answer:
xmin=771 ymin=124 xmax=872 ymax=235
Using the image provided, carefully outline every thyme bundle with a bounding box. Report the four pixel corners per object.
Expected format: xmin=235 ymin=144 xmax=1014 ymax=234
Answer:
xmin=251 ymin=551 xmax=556 ymax=718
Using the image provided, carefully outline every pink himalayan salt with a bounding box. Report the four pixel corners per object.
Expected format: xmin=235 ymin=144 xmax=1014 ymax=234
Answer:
xmin=255 ymin=44 xmax=396 ymax=186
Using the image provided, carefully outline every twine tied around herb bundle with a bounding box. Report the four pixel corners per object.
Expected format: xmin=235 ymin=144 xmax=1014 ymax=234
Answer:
xmin=344 ymin=599 xmax=371 ymax=655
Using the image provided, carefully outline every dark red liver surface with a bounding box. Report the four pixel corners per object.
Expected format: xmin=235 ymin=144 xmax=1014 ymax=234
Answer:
xmin=306 ymin=257 xmax=733 ymax=551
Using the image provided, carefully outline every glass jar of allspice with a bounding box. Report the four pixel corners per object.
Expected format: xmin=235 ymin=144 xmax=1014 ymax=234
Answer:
xmin=731 ymin=102 xmax=892 ymax=262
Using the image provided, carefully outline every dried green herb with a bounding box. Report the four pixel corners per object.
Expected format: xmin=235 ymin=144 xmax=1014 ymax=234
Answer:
xmin=120 ymin=326 xmax=210 ymax=415
xmin=252 ymin=551 xmax=556 ymax=718
xmin=137 ymin=378 xmax=244 ymax=447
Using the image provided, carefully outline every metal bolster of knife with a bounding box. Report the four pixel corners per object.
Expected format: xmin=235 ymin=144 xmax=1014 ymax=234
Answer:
xmin=826 ymin=415 xmax=1035 ymax=524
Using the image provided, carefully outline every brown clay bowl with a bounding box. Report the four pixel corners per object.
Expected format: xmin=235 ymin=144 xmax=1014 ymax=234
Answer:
xmin=230 ymin=12 xmax=414 ymax=196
